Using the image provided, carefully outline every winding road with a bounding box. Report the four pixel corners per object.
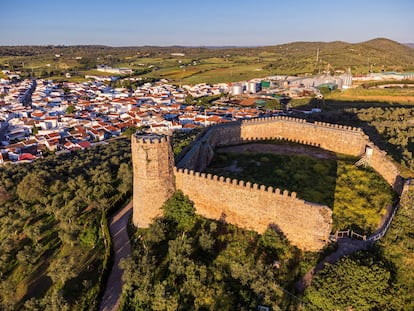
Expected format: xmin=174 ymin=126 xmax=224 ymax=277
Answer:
xmin=99 ymin=201 xmax=133 ymax=311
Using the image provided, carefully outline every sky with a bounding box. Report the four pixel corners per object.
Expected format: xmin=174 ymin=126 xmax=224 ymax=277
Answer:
xmin=1 ymin=0 xmax=413 ymax=46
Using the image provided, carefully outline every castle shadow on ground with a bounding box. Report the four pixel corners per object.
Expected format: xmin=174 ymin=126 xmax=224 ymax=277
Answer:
xmin=132 ymin=116 xmax=405 ymax=251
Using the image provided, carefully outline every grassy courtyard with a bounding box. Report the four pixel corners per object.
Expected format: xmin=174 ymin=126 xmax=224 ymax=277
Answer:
xmin=205 ymin=143 xmax=395 ymax=234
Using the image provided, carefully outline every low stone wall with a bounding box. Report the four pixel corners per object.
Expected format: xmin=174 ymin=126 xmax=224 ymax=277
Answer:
xmin=174 ymin=168 xmax=332 ymax=251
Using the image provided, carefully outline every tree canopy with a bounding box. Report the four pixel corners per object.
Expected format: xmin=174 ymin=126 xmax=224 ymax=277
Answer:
xmin=120 ymin=191 xmax=312 ymax=311
xmin=304 ymin=252 xmax=397 ymax=310
xmin=162 ymin=190 xmax=196 ymax=232
xmin=0 ymin=138 xmax=132 ymax=310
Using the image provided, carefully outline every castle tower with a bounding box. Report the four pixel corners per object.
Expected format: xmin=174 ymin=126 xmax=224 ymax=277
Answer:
xmin=131 ymin=133 xmax=175 ymax=227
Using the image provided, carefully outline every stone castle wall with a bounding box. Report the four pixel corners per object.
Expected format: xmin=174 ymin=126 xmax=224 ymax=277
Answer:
xmin=133 ymin=116 xmax=404 ymax=251
xmin=174 ymin=168 xmax=332 ymax=251
xmin=177 ymin=116 xmax=403 ymax=193
xmin=177 ymin=117 xmax=367 ymax=172
xmin=368 ymin=144 xmax=404 ymax=194
xmin=239 ymin=118 xmax=366 ymax=156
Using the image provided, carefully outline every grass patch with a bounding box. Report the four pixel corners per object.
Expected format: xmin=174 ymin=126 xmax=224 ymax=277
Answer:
xmin=325 ymin=87 xmax=414 ymax=105
xmin=332 ymin=162 xmax=396 ymax=233
xmin=207 ymin=151 xmax=338 ymax=207
xmin=205 ymin=143 xmax=394 ymax=234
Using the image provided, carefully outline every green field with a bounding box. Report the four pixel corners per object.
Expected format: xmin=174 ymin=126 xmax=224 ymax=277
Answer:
xmin=2 ymin=38 xmax=414 ymax=84
xmin=325 ymin=87 xmax=414 ymax=104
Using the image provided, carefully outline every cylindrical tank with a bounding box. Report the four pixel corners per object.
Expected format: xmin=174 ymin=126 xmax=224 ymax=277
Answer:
xmin=231 ymin=84 xmax=243 ymax=96
xmin=132 ymin=133 xmax=175 ymax=227
xmin=247 ymin=82 xmax=258 ymax=94
xmin=341 ymin=72 xmax=353 ymax=88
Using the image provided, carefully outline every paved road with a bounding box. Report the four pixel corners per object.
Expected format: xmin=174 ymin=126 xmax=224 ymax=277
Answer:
xmin=99 ymin=201 xmax=133 ymax=311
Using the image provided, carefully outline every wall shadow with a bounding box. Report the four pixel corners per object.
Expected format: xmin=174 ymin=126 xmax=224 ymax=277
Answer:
xmin=17 ymin=246 xmax=58 ymax=309
xmin=292 ymin=97 xmax=414 ymax=111
xmin=300 ymin=99 xmax=414 ymax=178
xmin=173 ymin=113 xmax=407 ymax=251
xmin=175 ymin=122 xmax=242 ymax=171
xmin=204 ymin=141 xmax=338 ymax=208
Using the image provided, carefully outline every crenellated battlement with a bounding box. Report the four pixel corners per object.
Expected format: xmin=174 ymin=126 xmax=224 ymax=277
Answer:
xmin=241 ymin=115 xmax=307 ymax=124
xmin=240 ymin=115 xmax=362 ymax=133
xmin=173 ymin=164 xmax=332 ymax=251
xmin=133 ymin=133 xmax=171 ymax=145
xmin=133 ymin=116 xmax=402 ymax=251
xmin=174 ymin=167 xmax=301 ymax=201
xmin=313 ymin=121 xmax=362 ymax=132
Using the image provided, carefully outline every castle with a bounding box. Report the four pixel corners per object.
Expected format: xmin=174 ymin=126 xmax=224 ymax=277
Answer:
xmin=132 ymin=117 xmax=404 ymax=251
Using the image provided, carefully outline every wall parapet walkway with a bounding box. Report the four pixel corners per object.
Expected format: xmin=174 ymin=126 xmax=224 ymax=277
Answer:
xmin=133 ymin=116 xmax=405 ymax=251
xmin=176 ymin=116 xmax=403 ymax=194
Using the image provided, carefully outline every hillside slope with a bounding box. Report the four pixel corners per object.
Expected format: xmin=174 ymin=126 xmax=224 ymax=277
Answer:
xmin=255 ymin=38 xmax=414 ymax=74
xmin=1 ymin=38 xmax=414 ymax=82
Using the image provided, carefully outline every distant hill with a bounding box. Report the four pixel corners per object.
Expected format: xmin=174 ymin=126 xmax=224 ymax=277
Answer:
xmin=252 ymin=38 xmax=414 ymax=74
xmin=405 ymin=43 xmax=414 ymax=49
xmin=1 ymin=38 xmax=414 ymax=80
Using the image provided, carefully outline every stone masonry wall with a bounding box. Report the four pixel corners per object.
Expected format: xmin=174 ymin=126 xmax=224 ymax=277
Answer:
xmin=177 ymin=117 xmax=367 ymax=172
xmin=239 ymin=118 xmax=366 ymax=156
xmin=132 ymin=134 xmax=175 ymax=227
xmin=176 ymin=124 xmax=242 ymax=171
xmin=176 ymin=116 xmax=402 ymax=193
xmin=134 ymin=116 xmax=404 ymax=251
xmin=368 ymin=144 xmax=404 ymax=194
xmin=174 ymin=168 xmax=332 ymax=251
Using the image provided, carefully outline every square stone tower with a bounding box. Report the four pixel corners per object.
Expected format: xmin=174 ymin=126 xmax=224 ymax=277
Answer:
xmin=131 ymin=133 xmax=175 ymax=227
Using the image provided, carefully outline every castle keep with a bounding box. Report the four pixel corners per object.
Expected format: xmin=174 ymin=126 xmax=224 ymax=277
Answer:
xmin=131 ymin=134 xmax=175 ymax=227
xmin=132 ymin=117 xmax=404 ymax=251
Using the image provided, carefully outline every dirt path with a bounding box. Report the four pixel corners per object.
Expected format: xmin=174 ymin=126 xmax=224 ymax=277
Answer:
xmin=99 ymin=201 xmax=133 ymax=311
xmin=295 ymin=238 xmax=370 ymax=294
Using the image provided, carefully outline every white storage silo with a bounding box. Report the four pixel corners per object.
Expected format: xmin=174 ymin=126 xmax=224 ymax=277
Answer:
xmin=231 ymin=84 xmax=243 ymax=96
xmin=247 ymin=81 xmax=260 ymax=94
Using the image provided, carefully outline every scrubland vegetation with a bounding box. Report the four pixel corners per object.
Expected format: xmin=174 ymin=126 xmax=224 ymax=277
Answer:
xmin=1 ymin=40 xmax=414 ymax=310
xmin=0 ymin=139 xmax=132 ymax=310
xmin=119 ymin=191 xmax=311 ymax=310
xmin=304 ymin=188 xmax=414 ymax=310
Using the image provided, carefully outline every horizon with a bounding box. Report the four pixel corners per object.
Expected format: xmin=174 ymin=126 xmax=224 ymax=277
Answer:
xmin=1 ymin=0 xmax=413 ymax=46
xmin=0 ymin=37 xmax=412 ymax=49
